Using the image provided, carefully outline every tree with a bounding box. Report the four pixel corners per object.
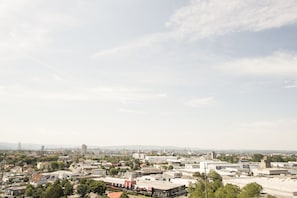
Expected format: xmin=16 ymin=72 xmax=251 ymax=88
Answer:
xmin=239 ymin=182 xmax=263 ymax=198
xmin=193 ymin=172 xmax=201 ymax=178
xmin=44 ymin=183 xmax=64 ymax=198
xmin=208 ymin=170 xmax=223 ymax=192
xmin=208 ymin=170 xmax=222 ymax=182
xmin=88 ymin=180 xmax=106 ymax=195
xmin=266 ymin=195 xmax=277 ymax=198
xmin=34 ymin=185 xmax=45 ymax=198
xmin=77 ymin=184 xmax=89 ymax=198
xmin=215 ymin=184 xmax=240 ymax=198
xmin=50 ymin=161 xmax=59 ymax=171
xmin=109 ymin=168 xmax=119 ymax=176
xmin=252 ymin=154 xmax=264 ymax=162
xmin=23 ymin=176 xmax=29 ymax=182
xmin=25 ymin=185 xmax=34 ymax=197
xmin=188 ymin=180 xmax=206 ymax=198
xmin=63 ymin=180 xmax=74 ymax=196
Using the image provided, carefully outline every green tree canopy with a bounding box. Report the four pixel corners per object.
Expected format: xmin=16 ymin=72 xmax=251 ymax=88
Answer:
xmin=109 ymin=167 xmax=119 ymax=176
xmin=77 ymin=184 xmax=88 ymax=198
xmin=239 ymin=182 xmax=263 ymax=198
xmin=252 ymin=154 xmax=264 ymax=162
xmin=188 ymin=180 xmax=206 ymax=198
xmin=44 ymin=183 xmax=64 ymax=198
xmin=88 ymin=180 xmax=107 ymax=195
xmin=215 ymin=184 xmax=241 ymax=198
xmin=63 ymin=180 xmax=74 ymax=196
xmin=25 ymin=184 xmax=34 ymax=197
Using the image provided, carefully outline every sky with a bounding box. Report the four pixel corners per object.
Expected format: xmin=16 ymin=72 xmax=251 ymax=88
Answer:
xmin=1 ymin=0 xmax=297 ymax=150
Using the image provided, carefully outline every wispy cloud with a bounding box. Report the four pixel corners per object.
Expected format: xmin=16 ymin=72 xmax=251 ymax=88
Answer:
xmin=241 ymin=118 xmax=297 ymax=128
xmin=0 ymin=1 xmax=79 ymax=56
xmin=222 ymin=51 xmax=297 ymax=76
xmin=93 ymin=33 xmax=170 ymax=58
xmin=184 ymin=96 xmax=216 ymax=107
xmin=284 ymin=80 xmax=297 ymax=88
xmin=94 ymin=0 xmax=297 ymax=57
xmin=168 ymin=0 xmax=297 ymax=40
xmin=0 ymin=85 xmax=167 ymax=104
xmin=118 ymin=108 xmax=147 ymax=114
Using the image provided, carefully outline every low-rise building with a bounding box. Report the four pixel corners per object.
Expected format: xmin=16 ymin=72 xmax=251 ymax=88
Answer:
xmin=224 ymin=176 xmax=297 ymax=198
xmin=135 ymin=180 xmax=187 ymax=197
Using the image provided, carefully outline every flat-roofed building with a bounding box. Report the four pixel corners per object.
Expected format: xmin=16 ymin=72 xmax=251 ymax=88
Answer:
xmin=224 ymin=177 xmax=297 ymax=198
xmin=252 ymin=168 xmax=289 ymax=176
xmin=135 ymin=180 xmax=187 ymax=197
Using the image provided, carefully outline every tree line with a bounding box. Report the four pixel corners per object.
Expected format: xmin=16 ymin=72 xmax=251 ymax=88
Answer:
xmin=188 ymin=170 xmax=276 ymax=198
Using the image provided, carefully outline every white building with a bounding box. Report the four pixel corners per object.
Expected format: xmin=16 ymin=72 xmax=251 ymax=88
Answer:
xmin=145 ymin=156 xmax=178 ymax=164
xmin=224 ymin=177 xmax=297 ymax=198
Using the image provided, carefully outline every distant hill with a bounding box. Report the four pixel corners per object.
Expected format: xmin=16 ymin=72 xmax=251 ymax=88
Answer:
xmin=0 ymin=142 xmax=296 ymax=153
xmin=0 ymin=142 xmax=198 ymax=151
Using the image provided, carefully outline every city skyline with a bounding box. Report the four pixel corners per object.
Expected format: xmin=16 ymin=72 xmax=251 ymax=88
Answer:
xmin=1 ymin=0 xmax=297 ymax=150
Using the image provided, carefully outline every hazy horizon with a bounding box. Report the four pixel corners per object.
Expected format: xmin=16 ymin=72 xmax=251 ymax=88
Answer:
xmin=2 ymin=141 xmax=297 ymax=153
xmin=1 ymin=0 xmax=297 ymax=150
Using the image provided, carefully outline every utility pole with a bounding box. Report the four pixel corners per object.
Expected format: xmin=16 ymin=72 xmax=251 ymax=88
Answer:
xmin=204 ymin=162 xmax=208 ymax=198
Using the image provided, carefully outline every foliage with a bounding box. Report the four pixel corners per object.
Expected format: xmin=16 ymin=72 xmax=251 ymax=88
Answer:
xmin=25 ymin=185 xmax=34 ymax=197
xmin=44 ymin=183 xmax=64 ymax=198
xmin=266 ymin=195 xmax=277 ymax=198
xmin=61 ymin=179 xmax=74 ymax=196
xmin=50 ymin=161 xmax=67 ymax=171
xmin=188 ymin=172 xmax=263 ymax=198
xmin=193 ymin=172 xmax=201 ymax=178
xmin=215 ymin=184 xmax=240 ymax=198
xmin=109 ymin=167 xmax=119 ymax=176
xmin=25 ymin=180 xmax=73 ymax=198
xmin=268 ymin=155 xmax=296 ymax=162
xmin=78 ymin=179 xmax=107 ymax=197
xmin=207 ymin=170 xmax=223 ymax=192
xmin=25 ymin=184 xmax=45 ymax=198
xmin=188 ymin=180 xmax=206 ymax=198
xmin=77 ymin=184 xmax=89 ymax=198
xmin=252 ymin=154 xmax=264 ymax=162
xmin=88 ymin=180 xmax=107 ymax=195
xmin=217 ymin=154 xmax=239 ymax=163
xmin=238 ymin=182 xmax=263 ymax=198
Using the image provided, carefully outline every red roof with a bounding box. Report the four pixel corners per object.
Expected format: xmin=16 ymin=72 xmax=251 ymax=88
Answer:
xmin=108 ymin=192 xmax=123 ymax=198
xmin=31 ymin=174 xmax=43 ymax=183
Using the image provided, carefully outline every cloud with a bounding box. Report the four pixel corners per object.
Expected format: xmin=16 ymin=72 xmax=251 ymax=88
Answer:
xmin=184 ymin=96 xmax=216 ymax=107
xmin=93 ymin=32 xmax=172 ymax=58
xmin=168 ymin=0 xmax=297 ymax=40
xmin=0 ymin=85 xmax=167 ymax=104
xmin=94 ymin=0 xmax=297 ymax=57
xmin=240 ymin=118 xmax=297 ymax=129
xmin=284 ymin=80 xmax=297 ymax=88
xmin=118 ymin=108 xmax=147 ymax=114
xmin=222 ymin=52 xmax=297 ymax=76
xmin=0 ymin=1 xmax=79 ymax=57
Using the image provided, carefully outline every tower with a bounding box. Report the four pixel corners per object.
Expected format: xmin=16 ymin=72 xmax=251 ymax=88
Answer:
xmin=81 ymin=144 xmax=87 ymax=155
xmin=17 ymin=142 xmax=22 ymax=151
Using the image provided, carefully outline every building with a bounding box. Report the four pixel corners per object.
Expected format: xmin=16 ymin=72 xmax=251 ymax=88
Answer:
xmin=37 ymin=162 xmax=51 ymax=170
xmin=252 ymin=168 xmax=289 ymax=176
xmin=139 ymin=167 xmax=163 ymax=175
xmin=224 ymin=177 xmax=297 ymax=197
xmin=81 ymin=144 xmax=87 ymax=155
xmin=145 ymin=156 xmax=178 ymax=164
xmin=135 ymin=180 xmax=187 ymax=197
xmin=5 ymin=186 xmax=26 ymax=197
